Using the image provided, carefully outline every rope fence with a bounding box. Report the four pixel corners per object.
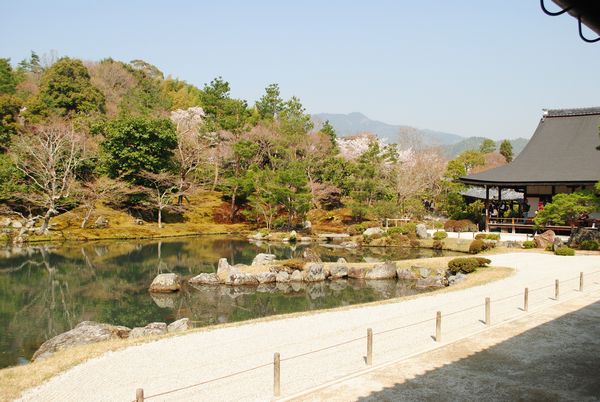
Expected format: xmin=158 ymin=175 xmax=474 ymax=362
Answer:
xmin=133 ymin=269 xmax=600 ymax=401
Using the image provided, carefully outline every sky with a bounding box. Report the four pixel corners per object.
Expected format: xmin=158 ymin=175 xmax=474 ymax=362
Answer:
xmin=2 ymin=0 xmax=599 ymax=139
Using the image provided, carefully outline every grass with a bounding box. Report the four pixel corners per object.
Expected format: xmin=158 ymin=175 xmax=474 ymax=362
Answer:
xmin=0 ymin=263 xmax=513 ymax=401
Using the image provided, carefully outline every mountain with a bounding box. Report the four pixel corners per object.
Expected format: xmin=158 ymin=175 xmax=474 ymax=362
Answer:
xmin=311 ymin=112 xmax=464 ymax=146
xmin=441 ymin=137 xmax=529 ymax=159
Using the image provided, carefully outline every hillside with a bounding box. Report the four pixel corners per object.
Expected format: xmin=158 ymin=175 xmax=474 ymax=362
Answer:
xmin=312 ymin=112 xmax=465 ymax=146
xmin=442 ymin=137 xmax=529 ymax=159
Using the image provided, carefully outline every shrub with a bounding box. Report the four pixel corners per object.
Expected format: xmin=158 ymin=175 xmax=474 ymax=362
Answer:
xmin=282 ymin=259 xmax=304 ymax=270
xmin=469 ymin=239 xmax=485 ymax=254
xmin=579 ymin=240 xmax=599 ymax=250
xmin=433 ymin=231 xmax=448 ymax=240
xmin=348 ymin=222 xmax=375 ymax=235
xmin=448 ymin=257 xmax=480 ymax=274
xmin=409 ymin=238 xmax=421 ymax=248
xmin=432 ymin=239 xmax=444 ymax=250
xmin=397 ymin=222 xmax=417 ymax=236
xmin=554 ymin=246 xmax=575 ymax=256
xmin=474 ymin=257 xmax=491 ymax=267
xmin=444 ymin=219 xmax=478 ymax=232
xmin=522 ymin=240 xmax=536 ymax=249
xmin=475 ymin=233 xmax=500 ymax=241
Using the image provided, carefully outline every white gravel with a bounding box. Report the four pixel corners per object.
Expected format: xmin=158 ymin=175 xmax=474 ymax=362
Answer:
xmin=16 ymin=252 xmax=600 ymax=402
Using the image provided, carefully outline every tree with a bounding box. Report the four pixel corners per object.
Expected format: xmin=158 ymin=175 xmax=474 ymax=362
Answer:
xmin=17 ymin=51 xmax=42 ymax=74
xmin=200 ymin=77 xmax=249 ymax=132
xmin=479 ymin=138 xmax=496 ymax=154
xmin=319 ymin=120 xmax=338 ymax=150
xmin=30 ymin=57 xmax=105 ymax=117
xmin=139 ymin=171 xmax=182 ymax=228
xmin=255 ymin=83 xmax=284 ymax=121
xmin=0 ymin=153 xmax=25 ymax=202
xmin=272 ymin=163 xmax=311 ymax=228
xmin=0 ymin=95 xmax=22 ymax=149
xmin=11 ymin=121 xmax=85 ymax=233
xmin=222 ymin=139 xmax=260 ymax=222
xmin=0 ymin=58 xmax=18 ymax=94
xmin=99 ymin=116 xmax=177 ymax=182
xmin=499 ymin=139 xmax=513 ymax=163
xmin=445 ymin=150 xmax=485 ymax=179
xmin=77 ymin=177 xmax=131 ymax=228
xmin=534 ymin=191 xmax=599 ymax=226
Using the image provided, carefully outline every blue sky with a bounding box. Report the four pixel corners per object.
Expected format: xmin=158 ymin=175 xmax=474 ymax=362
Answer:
xmin=2 ymin=0 xmax=599 ymax=139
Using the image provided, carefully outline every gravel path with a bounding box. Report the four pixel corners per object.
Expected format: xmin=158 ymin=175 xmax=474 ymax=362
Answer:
xmin=16 ymin=253 xmax=600 ymax=402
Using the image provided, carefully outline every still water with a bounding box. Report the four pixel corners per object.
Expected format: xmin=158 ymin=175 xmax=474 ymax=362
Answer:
xmin=0 ymin=236 xmax=457 ymax=368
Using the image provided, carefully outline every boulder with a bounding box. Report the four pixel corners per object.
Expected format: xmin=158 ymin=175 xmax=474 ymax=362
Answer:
xmin=419 ymin=267 xmax=430 ymax=278
xmin=448 ymin=272 xmax=467 ymax=285
xmin=189 ymin=273 xmax=220 ymax=285
xmin=304 ymin=263 xmax=326 ymax=282
xmin=32 ymin=321 xmax=131 ymax=361
xmin=552 ymin=237 xmax=564 ymax=251
xmin=337 ymin=258 xmax=348 ymax=264
xmin=130 ymin=322 xmax=168 ymax=338
xmin=363 ymin=227 xmax=384 ymax=237
xmin=416 ymin=224 xmax=428 ymax=239
xmin=149 ymin=273 xmax=181 ymax=293
xmin=276 ymin=271 xmax=290 ymax=283
xmin=303 ymin=220 xmax=312 ymax=229
xmin=397 ymin=268 xmax=418 ymax=280
xmin=569 ymin=227 xmax=600 ymax=247
xmin=252 ymin=253 xmax=276 ymax=266
xmin=256 ymin=272 xmax=277 ymax=284
xmin=348 ymin=265 xmax=367 ymax=279
xmin=94 ymin=215 xmax=109 ymax=229
xmin=365 ymin=262 xmax=397 ymax=280
xmin=217 ymin=258 xmax=230 ymax=274
xmin=167 ymin=318 xmax=190 ymax=333
xmin=11 ymin=220 xmax=23 ymax=229
xmin=303 ymin=248 xmax=322 ymax=262
xmin=415 ymin=276 xmax=447 ymax=289
xmin=290 ymin=270 xmax=304 ymax=282
xmin=227 ymin=272 xmax=259 ymax=286
xmin=534 ymin=230 xmax=555 ymax=249
xmin=329 ymin=264 xmax=349 ymax=279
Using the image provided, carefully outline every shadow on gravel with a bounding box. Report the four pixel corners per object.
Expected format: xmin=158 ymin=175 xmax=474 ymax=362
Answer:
xmin=358 ymin=301 xmax=600 ymax=402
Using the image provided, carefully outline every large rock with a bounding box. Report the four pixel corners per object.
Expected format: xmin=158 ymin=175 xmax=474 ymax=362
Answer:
xmin=256 ymin=272 xmax=277 ymax=284
xmin=130 ymin=322 xmax=168 ymax=338
xmin=448 ymin=272 xmax=467 ymax=285
xmin=552 ymin=237 xmax=564 ymax=251
xmin=217 ymin=258 xmax=230 ymax=274
xmin=419 ymin=267 xmax=430 ymax=278
xmin=365 ymin=262 xmax=397 ymax=280
xmin=569 ymin=227 xmax=600 ymax=247
xmin=397 ymin=268 xmax=419 ymax=280
xmin=276 ymin=271 xmax=290 ymax=283
xmin=363 ymin=227 xmax=384 ymax=237
xmin=290 ymin=270 xmax=304 ymax=282
xmin=348 ymin=265 xmax=367 ymax=279
xmin=94 ymin=215 xmax=109 ymax=229
xmin=329 ymin=260 xmax=349 ymax=279
xmin=227 ymin=272 xmax=259 ymax=286
xmin=149 ymin=273 xmax=181 ymax=293
xmin=534 ymin=230 xmax=555 ymax=249
xmin=189 ymin=273 xmax=220 ymax=285
xmin=304 ymin=263 xmax=326 ymax=282
xmin=416 ymin=276 xmax=447 ymax=289
xmin=167 ymin=318 xmax=190 ymax=333
xmin=416 ymin=224 xmax=428 ymax=239
xmin=251 ymin=253 xmax=276 ymax=266
xmin=33 ymin=321 xmax=130 ymax=361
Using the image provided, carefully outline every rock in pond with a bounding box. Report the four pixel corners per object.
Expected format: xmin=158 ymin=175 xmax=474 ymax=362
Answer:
xmin=130 ymin=322 xmax=168 ymax=338
xmin=226 ymin=272 xmax=259 ymax=286
xmin=397 ymin=268 xmax=419 ymax=280
xmin=189 ymin=273 xmax=220 ymax=285
xmin=290 ymin=270 xmax=304 ymax=282
xmin=365 ymin=262 xmax=397 ymax=280
xmin=252 ymin=253 xmax=276 ymax=266
xmin=32 ymin=321 xmax=131 ymax=361
xmin=149 ymin=273 xmax=181 ymax=293
xmin=304 ymin=263 xmax=326 ymax=282
xmin=167 ymin=318 xmax=190 ymax=333
xmin=329 ymin=263 xmax=349 ymax=279
xmin=256 ymin=272 xmax=277 ymax=284
xmin=415 ymin=276 xmax=447 ymax=289
xmin=448 ymin=272 xmax=467 ymax=285
xmin=276 ymin=271 xmax=290 ymax=283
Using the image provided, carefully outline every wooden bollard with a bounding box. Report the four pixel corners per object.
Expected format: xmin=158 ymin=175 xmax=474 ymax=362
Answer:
xmin=524 ymin=288 xmax=529 ymax=312
xmin=580 ymin=272 xmax=584 ymax=292
xmin=555 ymin=279 xmax=560 ymax=301
xmin=136 ymin=388 xmax=144 ymax=402
xmin=273 ymin=352 xmax=281 ymax=397
xmin=435 ymin=311 xmax=442 ymax=342
xmin=367 ymin=328 xmax=373 ymax=366
xmin=485 ymin=297 xmax=491 ymax=326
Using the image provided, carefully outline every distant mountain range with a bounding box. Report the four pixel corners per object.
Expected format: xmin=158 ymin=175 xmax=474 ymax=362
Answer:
xmin=311 ymin=112 xmax=528 ymax=159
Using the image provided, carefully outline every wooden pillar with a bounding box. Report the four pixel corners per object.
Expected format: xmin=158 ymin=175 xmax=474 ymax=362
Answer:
xmin=485 ymin=185 xmax=490 ymax=232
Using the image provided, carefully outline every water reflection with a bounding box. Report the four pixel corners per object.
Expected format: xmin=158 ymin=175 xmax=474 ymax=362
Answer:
xmin=0 ymin=236 xmax=454 ymax=369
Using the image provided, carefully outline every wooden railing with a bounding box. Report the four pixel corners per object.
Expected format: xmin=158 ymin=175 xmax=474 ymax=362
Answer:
xmin=485 ymin=216 xmax=573 ymax=234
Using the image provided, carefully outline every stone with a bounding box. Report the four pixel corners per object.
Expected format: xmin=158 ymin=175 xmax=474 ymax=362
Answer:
xmin=303 ymin=248 xmax=322 ymax=262
xmin=534 ymin=230 xmax=556 ymax=249
xmin=167 ymin=318 xmax=190 ymax=333
xmin=150 ymin=293 xmax=178 ymax=308
xmin=256 ymin=272 xmax=277 ymax=284
xmin=276 ymin=271 xmax=290 ymax=283
xmin=329 ymin=264 xmax=348 ymax=279
xmin=252 ymin=253 xmax=276 ymax=266
xmin=290 ymin=270 xmax=304 ymax=282
xmin=419 ymin=267 xmax=430 ymax=279
xmin=94 ymin=215 xmax=109 ymax=229
xmin=217 ymin=258 xmax=230 ymax=274
xmin=363 ymin=227 xmax=384 ymax=237
xmin=415 ymin=276 xmax=447 ymax=289
xmin=189 ymin=273 xmax=220 ymax=285
xmin=32 ymin=321 xmax=131 ymax=361
xmin=397 ymin=268 xmax=418 ymax=280
xmin=304 ymin=220 xmax=312 ymax=229
xmin=135 ymin=218 xmax=144 ymax=225
xmin=304 ymin=263 xmax=326 ymax=282
xmin=348 ymin=265 xmax=367 ymax=279
xmin=337 ymin=258 xmax=347 ymax=264
xmin=149 ymin=273 xmax=180 ymax=293
xmin=552 ymin=237 xmax=564 ymax=251
xmin=569 ymin=227 xmax=600 ymax=247
xmin=365 ymin=262 xmax=397 ymax=280
xmin=448 ymin=272 xmax=467 ymax=285
xmin=289 ymin=230 xmax=297 ymax=241
xmin=227 ymin=272 xmax=259 ymax=286
xmin=300 ymin=237 xmax=313 ymax=243
xmin=416 ymin=224 xmax=428 ymax=239
xmin=11 ymin=220 xmax=23 ymax=229
xmin=340 ymin=241 xmax=359 ymax=248
xmin=130 ymin=322 xmax=168 ymax=338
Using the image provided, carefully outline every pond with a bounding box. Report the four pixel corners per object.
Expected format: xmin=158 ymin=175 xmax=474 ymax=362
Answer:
xmin=0 ymin=236 xmax=459 ymax=369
